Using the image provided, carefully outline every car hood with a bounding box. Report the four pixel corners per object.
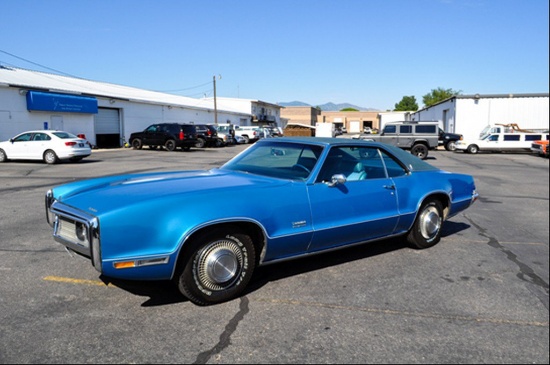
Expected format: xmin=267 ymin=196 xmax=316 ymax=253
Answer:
xmin=52 ymin=169 xmax=289 ymax=215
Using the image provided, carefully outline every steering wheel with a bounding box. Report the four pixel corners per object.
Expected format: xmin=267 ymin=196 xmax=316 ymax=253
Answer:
xmin=292 ymin=164 xmax=311 ymax=174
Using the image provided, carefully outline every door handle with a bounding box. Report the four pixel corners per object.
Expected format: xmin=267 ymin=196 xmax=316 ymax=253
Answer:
xmin=383 ymin=184 xmax=395 ymax=190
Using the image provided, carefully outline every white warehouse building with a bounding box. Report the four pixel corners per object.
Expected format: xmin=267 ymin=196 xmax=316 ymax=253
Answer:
xmin=0 ymin=66 xmax=256 ymax=148
xmin=411 ymin=93 xmax=549 ymax=140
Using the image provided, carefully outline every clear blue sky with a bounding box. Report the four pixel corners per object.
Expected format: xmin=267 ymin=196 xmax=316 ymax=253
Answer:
xmin=1 ymin=0 xmax=548 ymax=110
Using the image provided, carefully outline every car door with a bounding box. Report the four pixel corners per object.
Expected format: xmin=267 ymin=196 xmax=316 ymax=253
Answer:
xmin=7 ymin=132 xmax=34 ymax=158
xmin=142 ymin=124 xmax=162 ymax=146
xmin=397 ymin=124 xmax=413 ymax=148
xmin=29 ymin=132 xmax=52 ymax=160
xmin=306 ymin=146 xmax=400 ymax=252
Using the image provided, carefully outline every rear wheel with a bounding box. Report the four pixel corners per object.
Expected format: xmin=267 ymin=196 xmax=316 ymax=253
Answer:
xmin=165 ymin=139 xmax=176 ymax=151
xmin=176 ymin=228 xmax=256 ymax=305
xmin=410 ymin=144 xmax=429 ymax=159
xmin=43 ymin=150 xmax=59 ymax=164
xmin=407 ymin=199 xmax=444 ymax=249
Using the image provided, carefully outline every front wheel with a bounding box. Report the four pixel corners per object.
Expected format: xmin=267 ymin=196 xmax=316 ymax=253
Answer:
xmin=0 ymin=149 xmax=7 ymax=162
xmin=410 ymin=144 xmax=429 ymax=159
xmin=467 ymin=144 xmax=479 ymax=154
xmin=176 ymin=228 xmax=256 ymax=305
xmin=131 ymin=139 xmax=143 ymax=149
xmin=195 ymin=138 xmax=206 ymax=148
xmin=445 ymin=141 xmax=457 ymax=151
xmin=407 ymin=199 xmax=444 ymax=249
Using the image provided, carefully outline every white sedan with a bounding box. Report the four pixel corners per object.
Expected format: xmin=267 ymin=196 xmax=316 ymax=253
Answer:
xmin=0 ymin=130 xmax=92 ymax=164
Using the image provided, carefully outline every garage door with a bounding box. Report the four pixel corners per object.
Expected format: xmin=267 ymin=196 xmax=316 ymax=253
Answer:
xmin=94 ymin=108 xmax=120 ymax=148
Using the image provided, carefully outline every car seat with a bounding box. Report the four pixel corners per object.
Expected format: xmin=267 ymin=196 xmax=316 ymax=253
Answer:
xmin=347 ymin=162 xmax=367 ymax=181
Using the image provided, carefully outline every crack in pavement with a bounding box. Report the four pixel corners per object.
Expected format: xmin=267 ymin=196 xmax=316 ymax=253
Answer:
xmin=463 ymin=213 xmax=549 ymax=310
xmin=193 ymin=296 xmax=250 ymax=364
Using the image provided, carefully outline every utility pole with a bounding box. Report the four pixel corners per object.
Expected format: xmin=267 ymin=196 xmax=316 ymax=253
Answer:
xmin=213 ymin=75 xmax=220 ymax=126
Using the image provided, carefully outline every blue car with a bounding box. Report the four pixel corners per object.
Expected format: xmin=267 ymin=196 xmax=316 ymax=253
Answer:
xmin=46 ymin=137 xmax=478 ymax=305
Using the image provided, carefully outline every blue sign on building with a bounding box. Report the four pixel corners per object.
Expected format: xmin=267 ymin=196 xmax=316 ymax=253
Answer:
xmin=26 ymin=91 xmax=98 ymax=114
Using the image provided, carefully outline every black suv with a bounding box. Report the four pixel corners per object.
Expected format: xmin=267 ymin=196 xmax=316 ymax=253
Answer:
xmin=193 ymin=124 xmax=223 ymax=148
xmin=129 ymin=123 xmax=198 ymax=151
xmin=438 ymin=128 xmax=463 ymax=151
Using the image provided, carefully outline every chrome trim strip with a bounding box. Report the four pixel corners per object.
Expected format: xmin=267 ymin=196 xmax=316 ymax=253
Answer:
xmin=259 ymin=231 xmax=408 ymax=267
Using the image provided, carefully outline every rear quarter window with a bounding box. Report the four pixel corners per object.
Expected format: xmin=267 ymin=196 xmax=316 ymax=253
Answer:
xmin=503 ymin=135 xmax=521 ymax=141
xmin=415 ymin=125 xmax=437 ymax=134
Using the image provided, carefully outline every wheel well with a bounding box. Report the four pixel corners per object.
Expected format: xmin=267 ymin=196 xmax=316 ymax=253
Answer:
xmin=424 ymin=193 xmax=450 ymax=219
xmin=412 ymin=141 xmax=429 ymax=148
xmin=175 ymin=221 xmax=266 ymax=273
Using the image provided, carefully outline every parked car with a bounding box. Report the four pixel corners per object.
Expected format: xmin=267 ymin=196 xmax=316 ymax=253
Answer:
xmin=353 ymin=121 xmax=440 ymax=160
xmin=45 ymin=137 xmax=478 ymax=305
xmin=530 ymin=140 xmax=549 ymax=158
xmin=215 ymin=124 xmax=236 ymax=146
xmin=438 ymin=128 xmax=463 ymax=151
xmin=129 ymin=123 xmax=198 ymax=151
xmin=455 ymin=130 xmax=549 ymax=154
xmin=193 ymin=124 xmax=223 ymax=148
xmin=0 ymin=130 xmax=91 ymax=164
xmin=234 ymin=135 xmax=247 ymax=144
xmin=234 ymin=126 xmax=262 ymax=144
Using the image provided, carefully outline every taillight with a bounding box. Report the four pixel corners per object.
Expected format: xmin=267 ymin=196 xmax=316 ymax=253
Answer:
xmin=179 ymin=131 xmax=184 ymax=140
xmin=65 ymin=142 xmax=77 ymax=146
xmin=207 ymin=130 xmax=212 ymax=136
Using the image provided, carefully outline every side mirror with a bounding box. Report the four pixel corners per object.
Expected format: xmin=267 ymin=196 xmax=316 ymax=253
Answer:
xmin=327 ymin=174 xmax=346 ymax=187
xmin=9 ymin=138 xmax=14 ymax=143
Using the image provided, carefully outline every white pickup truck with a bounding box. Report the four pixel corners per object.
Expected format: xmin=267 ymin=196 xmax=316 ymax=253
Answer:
xmin=233 ymin=125 xmax=262 ymax=144
xmin=455 ymin=126 xmax=549 ymax=154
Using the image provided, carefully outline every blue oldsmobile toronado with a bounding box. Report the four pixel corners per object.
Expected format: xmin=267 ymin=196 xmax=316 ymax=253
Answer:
xmin=46 ymin=137 xmax=478 ymax=305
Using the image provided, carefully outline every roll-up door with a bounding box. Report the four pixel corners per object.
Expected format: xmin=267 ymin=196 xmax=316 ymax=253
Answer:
xmin=94 ymin=108 xmax=120 ymax=148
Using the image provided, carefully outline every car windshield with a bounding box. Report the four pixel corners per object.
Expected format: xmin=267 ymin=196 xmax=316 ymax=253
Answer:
xmin=221 ymin=141 xmax=324 ymax=180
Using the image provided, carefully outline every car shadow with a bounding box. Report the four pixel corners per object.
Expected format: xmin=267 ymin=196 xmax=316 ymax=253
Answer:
xmin=102 ymin=221 xmax=471 ymax=307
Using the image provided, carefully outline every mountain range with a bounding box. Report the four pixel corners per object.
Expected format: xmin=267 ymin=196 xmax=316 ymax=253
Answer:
xmin=277 ymin=101 xmax=380 ymax=112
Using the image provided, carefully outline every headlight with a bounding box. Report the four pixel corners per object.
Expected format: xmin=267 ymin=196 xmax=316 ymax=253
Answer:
xmin=75 ymin=222 xmax=88 ymax=242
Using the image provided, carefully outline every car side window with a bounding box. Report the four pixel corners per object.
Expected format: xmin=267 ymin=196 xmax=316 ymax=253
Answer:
xmin=14 ymin=133 xmax=33 ymax=142
xmin=32 ymin=133 xmax=51 ymax=141
xmin=400 ymin=125 xmax=412 ymax=134
xmin=384 ymin=125 xmax=396 ymax=134
xmin=146 ymin=125 xmax=158 ymax=133
xmin=379 ymin=150 xmax=408 ymax=178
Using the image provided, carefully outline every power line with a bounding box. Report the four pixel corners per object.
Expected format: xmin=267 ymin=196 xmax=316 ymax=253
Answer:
xmin=0 ymin=49 xmax=79 ymax=78
xmin=0 ymin=49 xmax=215 ymax=97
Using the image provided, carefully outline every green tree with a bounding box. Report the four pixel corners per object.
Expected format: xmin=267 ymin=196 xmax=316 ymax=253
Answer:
xmin=394 ymin=96 xmax=418 ymax=111
xmin=340 ymin=107 xmax=359 ymax=111
xmin=422 ymin=87 xmax=461 ymax=107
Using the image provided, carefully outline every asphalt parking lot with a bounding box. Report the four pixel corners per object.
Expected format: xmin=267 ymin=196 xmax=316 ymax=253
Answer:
xmin=0 ymin=142 xmax=548 ymax=364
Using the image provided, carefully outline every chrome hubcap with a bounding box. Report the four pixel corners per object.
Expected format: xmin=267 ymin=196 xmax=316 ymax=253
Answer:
xmin=420 ymin=206 xmax=441 ymax=239
xmin=196 ymin=239 xmax=243 ymax=291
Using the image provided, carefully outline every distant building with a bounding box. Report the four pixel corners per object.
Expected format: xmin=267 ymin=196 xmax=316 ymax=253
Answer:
xmin=279 ymin=106 xmax=320 ymax=128
xmin=318 ymin=111 xmax=381 ymax=134
xmin=206 ymin=97 xmax=283 ymax=128
xmin=0 ymin=66 xmax=253 ymax=147
xmin=412 ymin=93 xmax=549 ymax=140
